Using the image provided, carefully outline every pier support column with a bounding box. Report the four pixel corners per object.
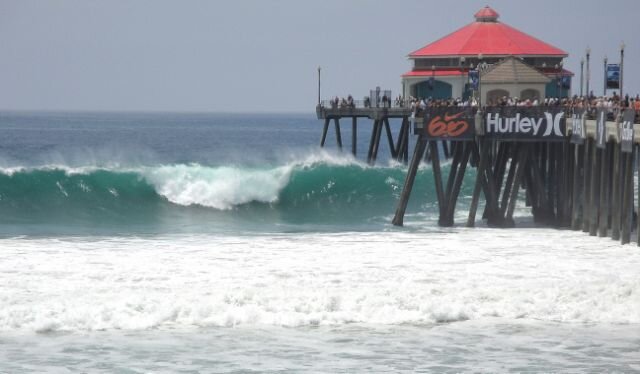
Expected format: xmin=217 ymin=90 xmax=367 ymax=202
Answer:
xmin=598 ymin=142 xmax=610 ymax=237
xmin=611 ymin=144 xmax=621 ymax=240
xmin=395 ymin=117 xmax=409 ymax=164
xmin=333 ymin=118 xmax=343 ymax=150
xmin=589 ymin=139 xmax=601 ymax=236
xmin=504 ymin=144 xmax=529 ymax=227
xmin=439 ymin=142 xmax=471 ymax=227
xmin=351 ymin=117 xmax=357 ymax=156
xmin=392 ymin=138 xmax=427 ymax=227
xmin=467 ymin=141 xmax=487 ymax=228
xmin=320 ymin=118 xmax=330 ymax=147
xmin=582 ymin=139 xmax=593 ymax=232
xmin=621 ymin=147 xmax=634 ymax=244
xmin=637 ymin=145 xmax=640 ymax=246
xmin=367 ymin=120 xmax=383 ymax=165
xmin=383 ymin=118 xmax=397 ymax=159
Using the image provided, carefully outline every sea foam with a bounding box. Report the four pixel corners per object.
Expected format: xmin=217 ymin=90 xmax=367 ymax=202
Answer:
xmin=1 ymin=229 xmax=639 ymax=332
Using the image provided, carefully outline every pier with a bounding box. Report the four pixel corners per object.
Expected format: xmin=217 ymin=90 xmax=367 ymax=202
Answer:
xmin=316 ymin=100 xmax=455 ymax=165
xmin=388 ymin=105 xmax=640 ymax=245
xmin=313 ymin=5 xmax=639 ymax=244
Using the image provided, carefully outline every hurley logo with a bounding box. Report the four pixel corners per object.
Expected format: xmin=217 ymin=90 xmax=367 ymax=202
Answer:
xmin=486 ymin=112 xmax=564 ymax=137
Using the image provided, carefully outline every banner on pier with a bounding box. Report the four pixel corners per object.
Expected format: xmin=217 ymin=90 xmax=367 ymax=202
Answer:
xmin=570 ymin=108 xmax=586 ymax=145
xmin=619 ymin=109 xmax=635 ymax=153
xmin=468 ymin=70 xmax=479 ymax=90
xmin=483 ymin=107 xmax=566 ymax=141
xmin=606 ymin=64 xmax=620 ymax=89
xmin=423 ymin=107 xmax=475 ymax=140
xmin=596 ymin=108 xmax=607 ymax=149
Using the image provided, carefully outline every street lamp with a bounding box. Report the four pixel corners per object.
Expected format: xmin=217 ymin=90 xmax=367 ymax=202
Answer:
xmin=469 ymin=63 xmax=475 ymax=105
xmin=431 ymin=65 xmax=435 ymax=95
xmin=555 ymin=64 xmax=560 ymax=99
xmin=603 ymin=56 xmax=607 ymax=96
xmin=620 ymin=42 xmax=625 ymax=99
xmin=477 ymin=54 xmax=486 ymax=106
xmin=585 ymin=47 xmax=591 ymax=98
xmin=580 ymin=58 xmax=584 ymax=97
xmin=460 ymin=57 xmax=466 ymax=100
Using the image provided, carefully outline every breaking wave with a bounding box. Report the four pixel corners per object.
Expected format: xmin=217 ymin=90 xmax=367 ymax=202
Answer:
xmin=0 ymin=155 xmax=446 ymax=229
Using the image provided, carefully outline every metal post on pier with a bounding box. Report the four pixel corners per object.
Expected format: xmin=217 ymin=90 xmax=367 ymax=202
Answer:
xmin=603 ymin=56 xmax=607 ymax=97
xmin=619 ymin=43 xmax=625 ymax=100
xmin=580 ymin=58 xmax=584 ymax=97
xmin=585 ymin=47 xmax=591 ymax=98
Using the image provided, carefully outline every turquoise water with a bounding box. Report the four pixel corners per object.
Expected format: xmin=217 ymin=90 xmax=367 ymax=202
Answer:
xmin=0 ymin=111 xmax=436 ymax=235
xmin=1 ymin=112 xmax=639 ymax=372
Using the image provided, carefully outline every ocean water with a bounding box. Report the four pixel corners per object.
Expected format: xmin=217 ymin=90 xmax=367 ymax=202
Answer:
xmin=1 ymin=111 xmax=639 ymax=372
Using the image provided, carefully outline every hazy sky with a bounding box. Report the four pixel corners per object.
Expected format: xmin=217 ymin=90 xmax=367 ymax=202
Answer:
xmin=1 ymin=0 xmax=638 ymax=112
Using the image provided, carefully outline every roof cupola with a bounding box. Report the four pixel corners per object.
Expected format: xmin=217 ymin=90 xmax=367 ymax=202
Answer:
xmin=474 ymin=6 xmax=499 ymax=22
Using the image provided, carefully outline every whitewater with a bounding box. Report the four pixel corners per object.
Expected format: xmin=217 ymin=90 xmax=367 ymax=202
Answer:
xmin=1 ymin=111 xmax=639 ymax=372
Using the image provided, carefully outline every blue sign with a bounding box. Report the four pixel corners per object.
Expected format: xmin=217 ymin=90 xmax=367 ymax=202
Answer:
xmin=606 ymin=64 xmax=620 ymax=89
xmin=468 ymin=70 xmax=479 ymax=90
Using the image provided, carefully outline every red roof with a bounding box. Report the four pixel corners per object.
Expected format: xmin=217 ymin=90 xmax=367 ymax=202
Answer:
xmin=402 ymin=69 xmax=465 ymax=78
xmin=409 ymin=7 xmax=567 ymax=57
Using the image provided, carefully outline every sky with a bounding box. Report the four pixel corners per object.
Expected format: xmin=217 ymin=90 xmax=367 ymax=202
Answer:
xmin=0 ymin=0 xmax=638 ymax=113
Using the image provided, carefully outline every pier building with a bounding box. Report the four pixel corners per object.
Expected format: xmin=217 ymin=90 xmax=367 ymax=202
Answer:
xmin=402 ymin=6 xmax=573 ymax=102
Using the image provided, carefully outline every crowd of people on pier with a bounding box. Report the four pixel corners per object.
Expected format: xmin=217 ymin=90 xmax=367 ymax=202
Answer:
xmin=322 ymin=92 xmax=640 ymax=122
xmin=328 ymin=95 xmax=356 ymax=109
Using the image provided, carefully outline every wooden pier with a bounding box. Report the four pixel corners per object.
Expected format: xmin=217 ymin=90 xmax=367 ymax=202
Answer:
xmin=316 ymin=102 xmax=456 ymax=164
xmin=385 ymin=105 xmax=640 ymax=245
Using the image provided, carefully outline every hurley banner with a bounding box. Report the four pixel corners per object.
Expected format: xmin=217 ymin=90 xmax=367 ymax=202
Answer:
xmin=606 ymin=64 xmax=620 ymax=89
xmin=483 ymin=106 xmax=566 ymax=141
xmin=619 ymin=109 xmax=635 ymax=153
xmin=570 ymin=107 xmax=586 ymax=145
xmin=595 ymin=108 xmax=607 ymax=149
xmin=423 ymin=107 xmax=475 ymax=140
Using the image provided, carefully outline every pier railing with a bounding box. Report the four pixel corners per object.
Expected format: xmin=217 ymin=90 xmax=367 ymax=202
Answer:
xmin=318 ymin=102 xmax=640 ymax=124
xmin=319 ymin=99 xmax=410 ymax=109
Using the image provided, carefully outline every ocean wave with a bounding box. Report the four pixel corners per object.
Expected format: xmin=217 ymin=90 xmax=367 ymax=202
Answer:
xmin=0 ymin=153 xmax=435 ymax=227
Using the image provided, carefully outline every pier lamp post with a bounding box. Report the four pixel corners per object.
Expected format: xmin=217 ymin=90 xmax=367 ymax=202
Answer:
xmin=585 ymin=47 xmax=591 ymax=98
xmin=603 ymin=56 xmax=607 ymax=96
xmin=475 ymin=58 xmax=488 ymax=135
xmin=460 ymin=56 xmax=466 ymax=100
xmin=431 ymin=65 xmax=435 ymax=96
xmin=620 ymin=42 xmax=625 ymax=100
xmin=555 ymin=64 xmax=560 ymax=99
xmin=317 ymin=66 xmax=321 ymax=106
xmin=580 ymin=58 xmax=584 ymax=97
xmin=560 ymin=61 xmax=564 ymax=99
xmin=469 ymin=62 xmax=475 ymax=106
xmin=477 ymin=54 xmax=485 ymax=107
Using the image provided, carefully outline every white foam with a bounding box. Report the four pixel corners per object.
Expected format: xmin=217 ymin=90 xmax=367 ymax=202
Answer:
xmin=141 ymin=164 xmax=293 ymax=210
xmin=0 ymin=229 xmax=639 ymax=332
xmin=0 ymin=151 xmax=382 ymax=209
